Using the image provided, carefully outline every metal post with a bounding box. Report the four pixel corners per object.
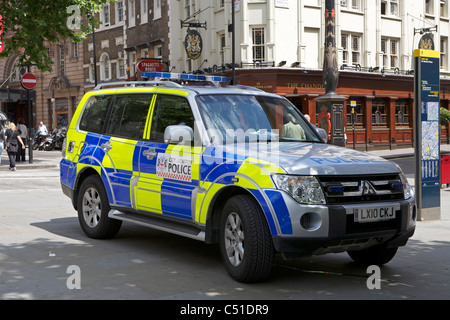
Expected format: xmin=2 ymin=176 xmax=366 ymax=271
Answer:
xmin=27 ymin=87 xmax=33 ymax=163
xmin=92 ymin=24 xmax=98 ymax=87
xmin=231 ymin=0 xmax=236 ymax=85
xmin=26 ymin=65 xmax=33 ymax=163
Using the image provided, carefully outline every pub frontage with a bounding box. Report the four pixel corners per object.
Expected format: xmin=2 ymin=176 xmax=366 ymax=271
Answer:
xmin=232 ymin=68 xmax=450 ymax=151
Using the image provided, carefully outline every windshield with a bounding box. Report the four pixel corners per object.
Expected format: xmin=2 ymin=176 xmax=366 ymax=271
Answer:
xmin=196 ymin=94 xmax=321 ymax=145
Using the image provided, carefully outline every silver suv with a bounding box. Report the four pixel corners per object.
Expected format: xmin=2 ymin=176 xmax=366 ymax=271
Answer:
xmin=60 ymin=72 xmax=416 ymax=282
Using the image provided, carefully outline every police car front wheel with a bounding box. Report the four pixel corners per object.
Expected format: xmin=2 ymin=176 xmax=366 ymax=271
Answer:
xmin=219 ymin=195 xmax=274 ymax=283
xmin=77 ymin=176 xmax=122 ymax=239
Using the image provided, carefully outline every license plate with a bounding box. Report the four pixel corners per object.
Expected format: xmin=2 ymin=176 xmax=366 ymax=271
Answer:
xmin=353 ymin=206 xmax=396 ymax=223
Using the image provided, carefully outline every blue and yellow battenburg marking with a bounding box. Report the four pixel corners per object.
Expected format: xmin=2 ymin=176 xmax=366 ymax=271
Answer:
xmin=60 ymin=84 xmax=294 ymax=237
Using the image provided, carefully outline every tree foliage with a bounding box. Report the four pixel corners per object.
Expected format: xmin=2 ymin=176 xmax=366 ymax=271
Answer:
xmin=441 ymin=107 xmax=450 ymax=126
xmin=0 ymin=0 xmax=113 ymax=72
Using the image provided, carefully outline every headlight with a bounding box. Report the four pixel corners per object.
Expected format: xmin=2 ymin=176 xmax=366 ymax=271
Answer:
xmin=272 ymin=175 xmax=326 ymax=204
xmin=400 ymin=172 xmax=414 ymax=200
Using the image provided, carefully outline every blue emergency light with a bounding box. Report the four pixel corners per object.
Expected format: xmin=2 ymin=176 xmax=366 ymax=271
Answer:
xmin=142 ymin=72 xmax=228 ymax=83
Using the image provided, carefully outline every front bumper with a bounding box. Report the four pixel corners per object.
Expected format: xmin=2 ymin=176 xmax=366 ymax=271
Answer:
xmin=270 ymin=193 xmax=416 ymax=258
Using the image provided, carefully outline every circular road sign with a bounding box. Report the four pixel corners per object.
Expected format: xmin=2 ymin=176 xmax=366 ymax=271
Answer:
xmin=21 ymin=73 xmax=37 ymax=90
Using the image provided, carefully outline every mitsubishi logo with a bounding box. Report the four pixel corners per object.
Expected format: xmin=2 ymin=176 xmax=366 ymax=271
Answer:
xmin=360 ymin=180 xmax=376 ymax=195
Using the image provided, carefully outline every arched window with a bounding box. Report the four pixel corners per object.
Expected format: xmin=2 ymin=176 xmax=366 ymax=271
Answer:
xmin=100 ymin=53 xmax=111 ymax=81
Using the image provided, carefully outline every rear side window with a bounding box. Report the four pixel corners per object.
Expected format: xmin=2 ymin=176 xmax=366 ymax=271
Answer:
xmin=105 ymin=94 xmax=153 ymax=140
xmin=79 ymin=95 xmax=113 ymax=133
xmin=150 ymin=95 xmax=194 ymax=143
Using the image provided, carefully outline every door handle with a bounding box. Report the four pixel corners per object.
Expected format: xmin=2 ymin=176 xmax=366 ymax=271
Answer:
xmin=100 ymin=141 xmax=112 ymax=152
xmin=143 ymin=147 xmax=157 ymax=160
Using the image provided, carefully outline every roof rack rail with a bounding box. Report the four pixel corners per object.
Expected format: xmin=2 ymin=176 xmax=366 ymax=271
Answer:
xmin=94 ymin=80 xmax=182 ymax=90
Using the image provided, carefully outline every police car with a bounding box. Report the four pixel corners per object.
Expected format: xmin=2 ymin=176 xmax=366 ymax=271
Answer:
xmin=60 ymin=72 xmax=416 ymax=283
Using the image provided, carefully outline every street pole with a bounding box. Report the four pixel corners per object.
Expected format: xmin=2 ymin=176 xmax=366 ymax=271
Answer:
xmin=92 ymin=24 xmax=98 ymax=87
xmin=231 ymin=0 xmax=236 ymax=85
xmin=26 ymin=65 xmax=33 ymax=163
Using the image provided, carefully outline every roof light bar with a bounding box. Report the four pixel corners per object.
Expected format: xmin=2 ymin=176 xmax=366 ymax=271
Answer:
xmin=142 ymin=72 xmax=228 ymax=83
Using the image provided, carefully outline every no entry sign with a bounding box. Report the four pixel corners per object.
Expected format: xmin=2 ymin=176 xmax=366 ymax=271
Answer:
xmin=21 ymin=73 xmax=37 ymax=90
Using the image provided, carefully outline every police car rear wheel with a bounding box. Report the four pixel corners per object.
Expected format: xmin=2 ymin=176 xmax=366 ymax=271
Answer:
xmin=77 ymin=176 xmax=122 ymax=239
xmin=219 ymin=195 xmax=274 ymax=283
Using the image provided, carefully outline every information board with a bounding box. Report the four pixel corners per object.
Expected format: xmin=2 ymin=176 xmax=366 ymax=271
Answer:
xmin=414 ymin=49 xmax=441 ymax=220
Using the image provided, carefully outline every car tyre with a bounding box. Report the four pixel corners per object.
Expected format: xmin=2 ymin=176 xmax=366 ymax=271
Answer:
xmin=77 ymin=175 xmax=122 ymax=239
xmin=348 ymin=245 xmax=398 ymax=266
xmin=219 ymin=194 xmax=274 ymax=283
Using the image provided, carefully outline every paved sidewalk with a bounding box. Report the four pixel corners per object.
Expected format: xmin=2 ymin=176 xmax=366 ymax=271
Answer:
xmin=0 ymin=149 xmax=62 ymax=171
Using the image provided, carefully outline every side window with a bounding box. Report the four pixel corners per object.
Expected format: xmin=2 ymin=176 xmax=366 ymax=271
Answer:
xmin=105 ymin=94 xmax=153 ymax=139
xmin=79 ymin=95 xmax=112 ymax=133
xmin=150 ymin=95 xmax=194 ymax=143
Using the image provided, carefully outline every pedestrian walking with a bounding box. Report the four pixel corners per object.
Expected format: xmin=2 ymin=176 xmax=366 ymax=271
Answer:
xmin=16 ymin=118 xmax=27 ymax=162
xmin=0 ymin=122 xmax=6 ymax=166
xmin=5 ymin=122 xmax=25 ymax=171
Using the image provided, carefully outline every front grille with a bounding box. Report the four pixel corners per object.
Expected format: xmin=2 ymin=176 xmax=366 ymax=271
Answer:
xmin=318 ymin=174 xmax=404 ymax=204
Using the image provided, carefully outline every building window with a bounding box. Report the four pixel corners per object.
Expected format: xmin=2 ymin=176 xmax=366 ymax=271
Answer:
xmin=129 ymin=0 xmax=136 ymax=27
xmin=153 ymin=0 xmax=161 ymax=20
xmin=441 ymin=0 xmax=448 ymax=17
xmin=395 ymin=100 xmax=410 ymax=127
xmin=252 ymin=27 xmax=265 ymax=62
xmin=154 ymin=44 xmax=162 ymax=59
xmin=141 ymin=0 xmax=149 ymax=23
xmin=426 ymin=0 xmax=434 ymax=15
xmin=372 ymin=100 xmax=387 ymax=127
xmin=100 ymin=53 xmax=111 ymax=80
xmin=346 ymin=98 xmax=364 ymax=128
xmin=89 ymin=63 xmax=96 ymax=83
xmin=219 ymin=33 xmax=226 ymax=64
xmin=219 ymin=0 xmax=225 ymax=8
xmin=117 ymin=58 xmax=126 ymax=79
xmin=351 ymin=35 xmax=360 ymax=65
xmin=116 ymin=1 xmax=125 ymax=23
xmin=59 ymin=43 xmax=65 ymax=76
xmin=342 ymin=34 xmax=349 ymax=64
xmin=342 ymin=33 xmax=361 ymax=66
xmin=72 ymin=42 xmax=79 ymax=58
xmin=381 ymin=38 xmax=399 ymax=69
xmin=101 ymin=3 xmax=110 ymax=26
xmin=341 ymin=0 xmax=361 ymax=11
xmin=381 ymin=1 xmax=398 ymax=16
xmin=185 ymin=0 xmax=195 ymax=19
xmin=441 ymin=37 xmax=448 ymax=70
xmin=129 ymin=52 xmax=137 ymax=76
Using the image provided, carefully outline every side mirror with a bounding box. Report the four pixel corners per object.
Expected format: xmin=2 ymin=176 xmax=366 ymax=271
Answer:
xmin=316 ymin=128 xmax=328 ymax=143
xmin=164 ymin=125 xmax=194 ymax=145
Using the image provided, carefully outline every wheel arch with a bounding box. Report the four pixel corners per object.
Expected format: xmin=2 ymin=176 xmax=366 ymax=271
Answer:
xmin=73 ymin=166 xmax=108 ymax=211
xmin=204 ymin=184 xmax=276 ymax=244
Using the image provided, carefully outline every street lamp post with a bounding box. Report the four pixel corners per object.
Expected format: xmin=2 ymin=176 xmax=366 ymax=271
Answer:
xmin=231 ymin=0 xmax=236 ymax=85
xmin=315 ymin=0 xmax=346 ymax=147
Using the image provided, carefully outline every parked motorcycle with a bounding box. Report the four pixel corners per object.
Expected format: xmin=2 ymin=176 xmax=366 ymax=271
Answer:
xmin=32 ymin=132 xmax=50 ymax=150
xmin=42 ymin=127 xmax=66 ymax=151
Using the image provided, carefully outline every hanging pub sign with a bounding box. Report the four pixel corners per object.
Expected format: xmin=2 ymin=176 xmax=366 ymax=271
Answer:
xmin=185 ymin=29 xmax=202 ymax=60
xmin=418 ymin=33 xmax=435 ymax=50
